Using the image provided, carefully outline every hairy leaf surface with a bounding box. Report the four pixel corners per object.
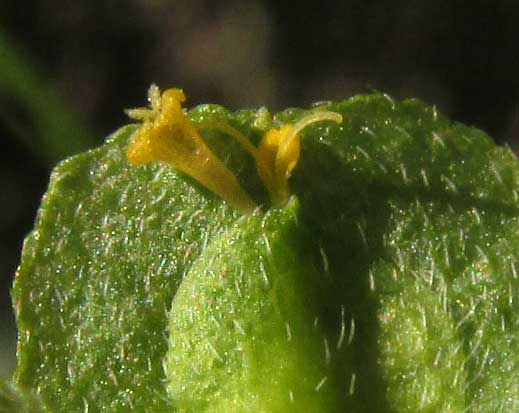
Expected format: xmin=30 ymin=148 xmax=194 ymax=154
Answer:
xmin=12 ymin=95 xmax=519 ymax=412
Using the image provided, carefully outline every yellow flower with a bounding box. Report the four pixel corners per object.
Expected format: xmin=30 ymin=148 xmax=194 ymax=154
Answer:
xmin=256 ymin=111 xmax=343 ymax=204
xmin=199 ymin=110 xmax=343 ymax=205
xmin=126 ymin=85 xmax=342 ymax=212
xmin=126 ymin=85 xmax=256 ymax=213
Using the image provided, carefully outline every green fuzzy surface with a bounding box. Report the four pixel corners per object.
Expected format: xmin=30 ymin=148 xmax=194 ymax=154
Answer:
xmin=11 ymin=94 xmax=519 ymax=412
xmin=167 ymin=199 xmax=339 ymax=412
xmin=0 ymin=378 xmax=47 ymax=413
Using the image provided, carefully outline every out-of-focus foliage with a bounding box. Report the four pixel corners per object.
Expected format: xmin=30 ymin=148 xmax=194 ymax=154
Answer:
xmin=0 ymin=31 xmax=96 ymax=164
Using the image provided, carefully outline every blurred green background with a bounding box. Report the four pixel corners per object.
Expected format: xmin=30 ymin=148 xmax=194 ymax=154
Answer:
xmin=1 ymin=1 xmax=519 ymax=379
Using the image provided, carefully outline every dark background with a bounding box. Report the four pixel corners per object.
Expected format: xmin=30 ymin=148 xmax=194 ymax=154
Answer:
xmin=1 ymin=0 xmax=519 ymax=377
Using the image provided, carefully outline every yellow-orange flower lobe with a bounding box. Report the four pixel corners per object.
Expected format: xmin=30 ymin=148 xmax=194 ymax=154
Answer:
xmin=256 ymin=111 xmax=343 ymax=205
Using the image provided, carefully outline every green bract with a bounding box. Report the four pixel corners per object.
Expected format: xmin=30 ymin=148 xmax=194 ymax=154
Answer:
xmin=167 ymin=198 xmax=339 ymax=412
xmin=8 ymin=94 xmax=519 ymax=412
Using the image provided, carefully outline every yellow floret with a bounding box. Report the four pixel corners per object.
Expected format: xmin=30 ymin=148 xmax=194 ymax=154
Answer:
xmin=126 ymin=84 xmax=343 ymax=212
xmin=125 ymin=85 xmax=257 ymax=213
xmin=256 ymin=111 xmax=343 ymax=205
xmin=195 ymin=110 xmax=342 ymax=206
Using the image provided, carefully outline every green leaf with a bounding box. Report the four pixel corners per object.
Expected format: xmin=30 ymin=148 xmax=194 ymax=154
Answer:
xmin=167 ymin=198 xmax=340 ymax=412
xmin=290 ymin=96 xmax=519 ymax=412
xmin=12 ymin=122 xmax=241 ymax=412
xmin=13 ymin=94 xmax=519 ymax=412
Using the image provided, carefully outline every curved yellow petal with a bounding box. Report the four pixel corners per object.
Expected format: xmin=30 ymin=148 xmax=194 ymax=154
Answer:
xmin=258 ymin=111 xmax=343 ymax=205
